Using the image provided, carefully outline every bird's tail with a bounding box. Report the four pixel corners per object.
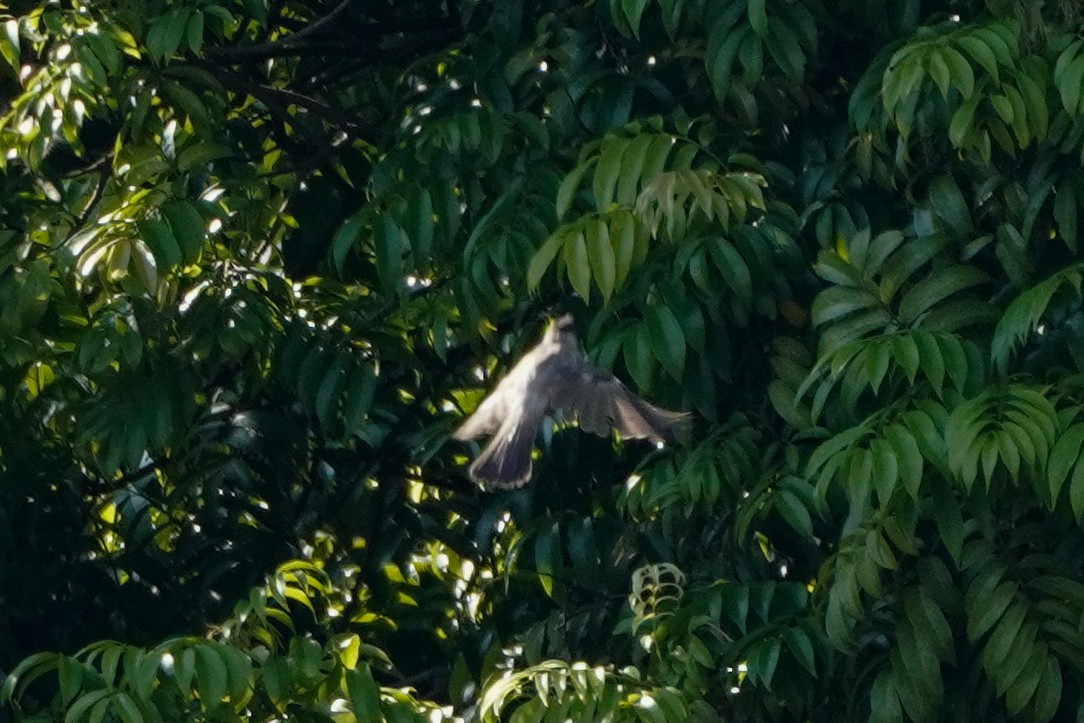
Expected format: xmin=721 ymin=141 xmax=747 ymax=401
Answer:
xmin=470 ymin=422 xmax=535 ymax=489
xmin=618 ymin=396 xmax=692 ymax=442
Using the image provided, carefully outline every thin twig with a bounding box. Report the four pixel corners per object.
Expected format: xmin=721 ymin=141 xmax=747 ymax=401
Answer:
xmin=208 ymin=0 xmax=359 ymax=60
xmin=204 ymin=63 xmax=367 ymax=134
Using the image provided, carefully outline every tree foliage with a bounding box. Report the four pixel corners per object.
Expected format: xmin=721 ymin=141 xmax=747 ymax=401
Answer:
xmin=3 ymin=0 xmax=1084 ymax=721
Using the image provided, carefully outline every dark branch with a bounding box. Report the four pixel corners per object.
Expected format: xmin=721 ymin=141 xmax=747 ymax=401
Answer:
xmin=208 ymin=0 xmax=359 ymax=60
xmin=198 ymin=62 xmax=371 ymax=137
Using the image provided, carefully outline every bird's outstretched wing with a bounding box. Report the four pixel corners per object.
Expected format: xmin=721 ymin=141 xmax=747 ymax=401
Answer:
xmin=451 ymin=387 xmax=506 ymax=441
xmin=549 ymin=364 xmax=690 ymax=442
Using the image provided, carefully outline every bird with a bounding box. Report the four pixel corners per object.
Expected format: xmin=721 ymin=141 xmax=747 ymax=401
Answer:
xmin=453 ymin=314 xmax=690 ymax=489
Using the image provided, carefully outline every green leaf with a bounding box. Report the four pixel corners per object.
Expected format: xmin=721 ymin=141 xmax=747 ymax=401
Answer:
xmin=766 ymin=18 xmax=805 ymax=79
xmin=219 ymin=647 xmax=252 ymax=706
xmin=927 ymin=50 xmax=951 ymax=97
xmin=807 ymin=425 xmax=867 ymax=476
xmin=1054 ymin=180 xmax=1078 ymax=253
xmin=1003 ymin=409 xmax=1051 ymax=468
xmin=616 ymin=134 xmax=653 ymax=205
xmin=739 ymin=31 xmax=764 ymax=82
xmin=622 ymin=0 xmax=652 ymax=38
xmin=297 ymin=345 xmax=332 ymax=410
xmin=100 ymin=645 xmax=123 ymax=687
xmin=534 ymin=522 xmax=560 ymax=598
xmin=194 ymin=644 xmax=228 ymax=710
xmin=408 ymin=187 xmax=434 ymax=272
xmin=991 ymin=267 xmax=1084 ymax=371
xmin=137 ymin=218 xmax=182 ymax=270
xmin=314 ymin=351 xmax=350 ymax=430
xmin=528 ymin=232 xmax=567 ymax=291
xmin=1030 ymin=655 xmax=1063 ymax=723
xmin=161 ymin=80 xmax=212 ymax=130
xmin=586 ymin=220 xmax=616 ymax=302
xmin=883 ymin=55 xmax=923 ymax=118
xmin=847 ymin=448 xmax=873 ymax=505
xmin=641 ymin=134 xmax=674 ymax=184
xmin=940 ymin=45 xmax=974 ymax=98
xmin=747 ymin=0 xmax=768 ymax=35
xmin=967 ymin=580 xmax=1017 ymax=640
xmin=897 ymin=266 xmax=988 ymax=326
xmin=566 ymin=518 xmax=601 ymax=582
xmin=746 ymin=638 xmax=781 ymax=691
xmin=1003 ymin=83 xmax=1030 ymax=147
xmin=825 ymin=569 xmax=860 ymax=648
xmin=936 ymin=334 xmax=970 ymax=392
xmin=1005 ymin=641 xmax=1048 ymax=715
xmin=870 ymin=671 xmax=904 ymax=723
xmin=774 ymin=488 xmax=813 ymax=537
xmin=113 ymin=692 xmax=142 ymax=723
xmin=563 ymin=232 xmax=592 ymax=302
xmin=782 ymin=627 xmax=817 ymax=677
xmin=653 ymin=687 xmax=687 ymax=721
xmin=907 ymin=587 xmax=954 ymax=661
xmin=624 ymin=324 xmax=655 ymax=391
xmin=593 ymin=137 xmax=625 ymax=210
xmin=891 ymin=333 xmax=921 ymax=383
xmin=1069 ymin=459 xmax=1084 ymax=522
xmin=340 ymin=363 xmax=375 ymax=433
xmin=375 ymin=214 xmax=405 ymax=294
xmin=64 ymin=689 xmax=112 ymax=723
xmin=949 ymin=91 xmax=981 ymax=147
xmin=879 ymin=234 xmax=948 ymax=299
xmin=556 ymin=160 xmax=595 ymax=220
xmin=58 ymin=656 xmax=83 ymax=706
xmin=1018 ymin=64 xmax=1048 ymax=139
xmin=991 ymin=94 xmax=1014 ymax=124
xmin=870 ymin=438 xmax=899 ymax=504
xmin=147 ymin=9 xmax=189 ymax=62
xmin=928 ymin=175 xmax=973 ymax=236
xmin=768 ymin=379 xmax=810 ymax=428
xmin=646 ymin=305 xmax=686 ymax=380
xmin=186 ymin=10 xmax=205 ymax=54
xmin=330 ymin=211 xmax=366 ymax=274
xmin=1058 ymin=55 xmax=1084 ymax=115
xmin=981 ymin=601 xmax=1027 ymax=674
xmin=885 ymin=424 xmax=923 ymax=499
xmin=896 ymin=618 xmax=942 ymax=698
xmin=0 ymin=19 xmax=20 ymax=72
xmin=912 ymin=332 xmax=945 ymax=394
xmin=1048 ymin=424 xmax=1084 ymax=503
xmin=346 ymin=665 xmax=383 ymax=723
xmin=811 ymin=286 xmax=879 ymax=327
xmin=707 ymin=24 xmax=749 ymax=102
xmin=955 ymin=33 xmax=999 ymax=84
xmin=708 ymin=238 xmax=753 ymax=303
xmin=1054 ymin=40 xmax=1083 ymax=87
xmin=612 ymin=213 xmax=638 ymax=290
xmin=930 ymin=483 xmax=964 ymax=566
xmin=817 ymin=308 xmax=893 ymax=358
xmin=161 ymin=201 xmax=205 ymax=264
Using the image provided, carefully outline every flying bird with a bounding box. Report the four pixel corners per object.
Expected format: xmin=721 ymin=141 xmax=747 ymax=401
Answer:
xmin=453 ymin=314 xmax=690 ymax=488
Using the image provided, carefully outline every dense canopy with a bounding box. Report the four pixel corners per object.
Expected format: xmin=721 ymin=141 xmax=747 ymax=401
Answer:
xmin=3 ymin=0 xmax=1084 ymax=721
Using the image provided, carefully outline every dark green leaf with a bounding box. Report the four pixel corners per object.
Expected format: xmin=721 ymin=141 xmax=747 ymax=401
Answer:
xmin=563 ymin=232 xmax=592 ymax=302
xmin=646 ymin=305 xmax=686 ymax=380
xmin=898 ymin=266 xmax=988 ymax=326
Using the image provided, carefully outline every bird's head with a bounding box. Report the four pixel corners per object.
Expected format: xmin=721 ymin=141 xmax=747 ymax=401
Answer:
xmin=544 ymin=313 xmax=577 ymax=344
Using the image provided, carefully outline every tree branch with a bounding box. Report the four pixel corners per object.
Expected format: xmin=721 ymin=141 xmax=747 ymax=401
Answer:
xmin=208 ymin=0 xmax=359 ymax=60
xmin=203 ymin=63 xmax=368 ymax=135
